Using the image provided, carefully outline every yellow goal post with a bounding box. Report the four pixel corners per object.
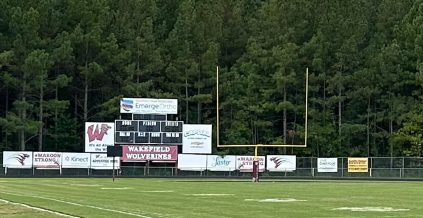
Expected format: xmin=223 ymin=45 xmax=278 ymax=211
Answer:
xmin=216 ymin=66 xmax=309 ymax=156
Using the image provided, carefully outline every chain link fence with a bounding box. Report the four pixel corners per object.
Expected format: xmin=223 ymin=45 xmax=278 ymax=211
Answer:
xmin=2 ymin=153 xmax=423 ymax=179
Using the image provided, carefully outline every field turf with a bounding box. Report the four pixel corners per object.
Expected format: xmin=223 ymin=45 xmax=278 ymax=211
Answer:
xmin=0 ymin=178 xmax=422 ymax=217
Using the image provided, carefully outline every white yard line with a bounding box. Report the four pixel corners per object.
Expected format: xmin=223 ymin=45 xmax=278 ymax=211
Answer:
xmin=333 ymin=207 xmax=410 ymax=212
xmin=0 ymin=198 xmax=80 ymax=218
xmin=0 ymin=191 xmax=155 ymax=218
xmin=244 ymin=198 xmax=307 ymax=203
xmin=100 ymin=187 xmax=133 ymax=190
xmin=185 ymin=193 xmax=235 ymax=196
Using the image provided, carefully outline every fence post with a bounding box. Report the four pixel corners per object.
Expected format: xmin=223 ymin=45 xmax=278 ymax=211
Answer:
xmin=402 ymin=157 xmax=405 ymax=178
xmin=341 ymin=158 xmax=344 ymax=178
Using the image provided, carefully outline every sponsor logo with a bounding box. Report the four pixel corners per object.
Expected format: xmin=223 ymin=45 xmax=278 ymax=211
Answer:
xmin=211 ymin=157 xmax=231 ymax=167
xmin=270 ymin=157 xmax=291 ymax=169
xmin=238 ymin=162 xmax=246 ymax=169
xmin=184 ymin=129 xmax=210 ymax=137
xmin=87 ymin=124 xmax=111 ymax=142
xmin=121 ymin=99 xmax=134 ymax=112
xmin=65 ymin=156 xmax=89 ymax=162
xmin=191 ymin=141 xmax=204 ymax=146
xmin=7 ymin=153 xmax=30 ymax=166
xmin=319 ymin=159 xmax=336 ymax=167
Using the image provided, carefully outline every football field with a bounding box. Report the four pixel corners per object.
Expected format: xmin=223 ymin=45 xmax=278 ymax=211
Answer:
xmin=0 ymin=178 xmax=422 ymax=217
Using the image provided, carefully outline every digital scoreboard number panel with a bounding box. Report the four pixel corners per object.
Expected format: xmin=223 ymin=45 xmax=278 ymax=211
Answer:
xmin=115 ymin=120 xmax=183 ymax=144
xmin=139 ymin=121 xmax=161 ymax=132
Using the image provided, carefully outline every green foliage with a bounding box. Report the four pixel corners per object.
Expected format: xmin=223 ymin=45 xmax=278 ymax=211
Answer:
xmin=1 ymin=0 xmax=423 ymax=157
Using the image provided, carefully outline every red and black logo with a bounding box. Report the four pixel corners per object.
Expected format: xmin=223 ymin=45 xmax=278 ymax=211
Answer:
xmin=87 ymin=124 xmax=112 ymax=142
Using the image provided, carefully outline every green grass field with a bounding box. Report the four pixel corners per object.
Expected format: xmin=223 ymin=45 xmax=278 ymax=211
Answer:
xmin=0 ymin=178 xmax=423 ymax=218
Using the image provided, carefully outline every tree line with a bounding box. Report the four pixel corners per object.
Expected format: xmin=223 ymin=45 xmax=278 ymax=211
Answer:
xmin=1 ymin=0 xmax=423 ymax=157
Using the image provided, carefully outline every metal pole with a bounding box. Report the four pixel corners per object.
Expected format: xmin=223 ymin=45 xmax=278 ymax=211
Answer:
xmin=216 ymin=66 xmax=219 ymax=147
xmin=112 ymin=156 xmax=115 ymax=182
xmin=402 ymin=157 xmax=405 ymax=178
xmin=305 ymin=68 xmax=309 ymax=146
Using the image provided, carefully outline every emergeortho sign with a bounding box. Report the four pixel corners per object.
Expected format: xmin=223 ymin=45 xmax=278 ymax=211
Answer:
xmin=120 ymin=98 xmax=178 ymax=114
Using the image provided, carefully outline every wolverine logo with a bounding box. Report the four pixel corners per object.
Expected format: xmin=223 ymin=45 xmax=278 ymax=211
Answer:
xmin=87 ymin=124 xmax=111 ymax=142
xmin=8 ymin=153 xmax=30 ymax=166
xmin=270 ymin=157 xmax=290 ymax=169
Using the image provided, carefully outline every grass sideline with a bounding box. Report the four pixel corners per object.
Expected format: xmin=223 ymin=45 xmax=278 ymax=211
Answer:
xmin=0 ymin=178 xmax=422 ymax=217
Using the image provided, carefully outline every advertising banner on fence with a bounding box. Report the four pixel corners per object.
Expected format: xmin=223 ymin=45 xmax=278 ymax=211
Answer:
xmin=206 ymin=155 xmax=237 ymax=171
xmin=177 ymin=154 xmax=207 ymax=171
xmin=33 ymin=152 xmax=61 ymax=168
xmin=85 ymin=122 xmax=114 ymax=153
xmin=121 ymin=145 xmax=178 ymax=162
xmin=62 ymin=153 xmax=90 ymax=169
xmin=90 ymin=153 xmax=120 ymax=169
xmin=348 ymin=157 xmax=368 ymax=172
xmin=317 ymin=158 xmax=338 ymax=172
xmin=120 ymin=98 xmax=178 ymax=114
xmin=236 ymin=156 xmax=265 ymax=172
xmin=2 ymin=151 xmax=33 ymax=168
xmin=266 ymin=155 xmax=296 ymax=172
xmin=182 ymin=124 xmax=212 ymax=154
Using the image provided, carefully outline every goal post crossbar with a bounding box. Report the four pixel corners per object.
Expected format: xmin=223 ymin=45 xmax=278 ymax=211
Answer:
xmin=216 ymin=144 xmax=307 ymax=148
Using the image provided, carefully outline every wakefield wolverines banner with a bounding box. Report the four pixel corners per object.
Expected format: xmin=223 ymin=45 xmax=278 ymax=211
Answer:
xmin=182 ymin=124 xmax=212 ymax=154
xmin=348 ymin=157 xmax=368 ymax=172
xmin=33 ymin=152 xmax=61 ymax=168
xmin=85 ymin=122 xmax=114 ymax=152
xmin=2 ymin=151 xmax=33 ymax=168
xmin=121 ymin=145 xmax=178 ymax=162
xmin=236 ymin=156 xmax=265 ymax=172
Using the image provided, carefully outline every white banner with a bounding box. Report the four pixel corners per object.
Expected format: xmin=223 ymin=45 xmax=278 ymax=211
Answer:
xmin=90 ymin=153 xmax=120 ymax=169
xmin=317 ymin=158 xmax=338 ymax=172
xmin=182 ymin=124 xmax=212 ymax=154
xmin=206 ymin=155 xmax=237 ymax=171
xmin=85 ymin=122 xmax=114 ymax=152
xmin=33 ymin=152 xmax=61 ymax=168
xmin=120 ymin=98 xmax=178 ymax=114
xmin=236 ymin=156 xmax=265 ymax=172
xmin=62 ymin=153 xmax=90 ymax=169
xmin=177 ymin=154 xmax=207 ymax=171
xmin=2 ymin=151 xmax=33 ymax=169
xmin=266 ymin=155 xmax=296 ymax=172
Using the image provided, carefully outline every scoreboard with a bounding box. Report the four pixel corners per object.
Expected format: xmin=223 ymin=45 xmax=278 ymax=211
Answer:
xmin=115 ymin=120 xmax=183 ymax=144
